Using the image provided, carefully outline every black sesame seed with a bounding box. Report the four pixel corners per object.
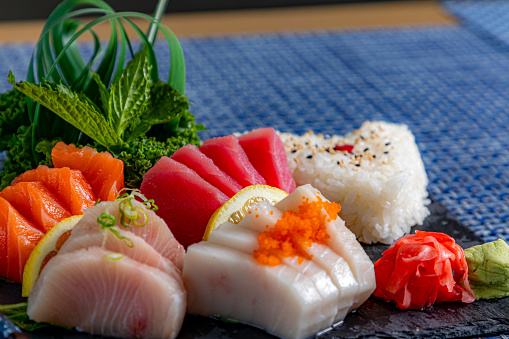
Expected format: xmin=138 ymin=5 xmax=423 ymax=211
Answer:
xmin=360 ymin=136 xmax=365 ymax=140
xmin=383 ymin=151 xmax=389 ymax=154
xmin=363 ymin=147 xmax=369 ymax=152
xmin=385 ymin=142 xmax=391 ymax=146
xmin=291 ymin=149 xmax=297 ymax=153
xmin=306 ymin=155 xmax=313 ymax=159
xmin=337 ymin=161 xmax=340 ymax=165
xmin=325 ymin=148 xmax=330 ymax=153
xmin=373 ymin=155 xmax=377 ymax=158
xmin=355 ymin=164 xmax=360 ymax=167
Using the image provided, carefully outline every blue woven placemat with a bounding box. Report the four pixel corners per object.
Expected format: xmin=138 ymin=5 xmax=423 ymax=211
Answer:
xmin=1 ymin=18 xmax=509 ymax=245
xmin=443 ymin=0 xmax=509 ymax=49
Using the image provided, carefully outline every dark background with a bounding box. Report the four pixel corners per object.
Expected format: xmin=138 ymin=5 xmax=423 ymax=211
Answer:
xmin=1 ymin=0 xmax=415 ymax=21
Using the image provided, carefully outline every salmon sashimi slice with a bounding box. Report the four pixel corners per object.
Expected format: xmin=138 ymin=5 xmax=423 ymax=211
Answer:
xmin=71 ymin=199 xmax=185 ymax=271
xmin=0 ymin=181 xmax=72 ymax=233
xmin=199 ymin=134 xmax=267 ymax=188
xmin=0 ymin=197 xmax=44 ymax=283
xmin=238 ymin=127 xmax=296 ymax=193
xmin=12 ymin=165 xmax=96 ymax=215
xmin=27 ymin=247 xmax=186 ymax=339
xmin=51 ymin=142 xmax=124 ymax=202
xmin=171 ymin=144 xmax=243 ymax=197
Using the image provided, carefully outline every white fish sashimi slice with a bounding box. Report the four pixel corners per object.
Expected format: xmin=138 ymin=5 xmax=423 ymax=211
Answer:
xmin=28 ymin=247 xmax=186 ymax=339
xmin=59 ymin=227 xmax=179 ymax=278
xmin=207 ymin=200 xmax=282 ymax=253
xmin=183 ymin=242 xmax=329 ymax=339
xmin=276 ymin=184 xmax=375 ymax=310
xmin=77 ymin=200 xmax=185 ymax=271
xmin=306 ymin=244 xmax=358 ymax=322
xmin=184 ymin=184 xmax=375 ymax=339
xmin=283 ymin=256 xmax=340 ymax=331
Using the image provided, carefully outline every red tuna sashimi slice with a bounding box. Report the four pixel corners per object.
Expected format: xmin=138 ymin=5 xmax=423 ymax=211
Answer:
xmin=199 ymin=134 xmax=267 ymax=188
xmin=51 ymin=142 xmax=124 ymax=202
xmin=0 ymin=197 xmax=44 ymax=283
xmin=12 ymin=165 xmax=96 ymax=215
xmin=171 ymin=144 xmax=243 ymax=197
xmin=0 ymin=182 xmax=72 ymax=233
xmin=27 ymin=247 xmax=186 ymax=339
xmin=238 ymin=127 xmax=296 ymax=193
xmin=68 ymin=200 xmax=185 ymax=271
xmin=140 ymin=156 xmax=229 ymax=248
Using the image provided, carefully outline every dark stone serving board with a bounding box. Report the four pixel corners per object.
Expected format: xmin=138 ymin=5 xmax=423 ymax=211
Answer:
xmin=1 ymin=200 xmax=508 ymax=339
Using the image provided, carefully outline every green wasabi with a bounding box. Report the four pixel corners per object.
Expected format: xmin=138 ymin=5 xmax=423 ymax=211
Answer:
xmin=464 ymin=239 xmax=509 ymax=299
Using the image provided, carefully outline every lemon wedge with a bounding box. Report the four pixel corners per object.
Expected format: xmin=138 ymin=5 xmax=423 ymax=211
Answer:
xmin=22 ymin=215 xmax=82 ymax=297
xmin=203 ymin=185 xmax=288 ymax=241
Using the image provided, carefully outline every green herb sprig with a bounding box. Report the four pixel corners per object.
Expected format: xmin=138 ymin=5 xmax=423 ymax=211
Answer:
xmin=0 ymin=0 xmax=205 ymax=189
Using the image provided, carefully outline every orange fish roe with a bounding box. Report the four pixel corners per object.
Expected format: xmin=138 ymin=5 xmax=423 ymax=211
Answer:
xmin=253 ymin=196 xmax=341 ymax=266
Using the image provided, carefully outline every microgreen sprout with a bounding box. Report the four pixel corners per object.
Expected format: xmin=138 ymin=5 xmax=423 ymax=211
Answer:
xmin=115 ymin=188 xmax=157 ymax=228
xmin=97 ymin=212 xmax=134 ymax=248
xmin=104 ymin=252 xmax=124 ymax=261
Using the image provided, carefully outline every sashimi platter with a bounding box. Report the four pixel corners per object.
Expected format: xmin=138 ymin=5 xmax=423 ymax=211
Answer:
xmin=1 ymin=1 xmax=509 ymax=339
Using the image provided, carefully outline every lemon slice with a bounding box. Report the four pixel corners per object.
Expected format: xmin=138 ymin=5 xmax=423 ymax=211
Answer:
xmin=22 ymin=215 xmax=83 ymax=297
xmin=203 ymin=185 xmax=288 ymax=241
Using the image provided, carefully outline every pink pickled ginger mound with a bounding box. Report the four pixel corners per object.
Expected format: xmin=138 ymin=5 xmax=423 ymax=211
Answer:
xmin=238 ymin=127 xmax=296 ymax=193
xmin=373 ymin=230 xmax=476 ymax=310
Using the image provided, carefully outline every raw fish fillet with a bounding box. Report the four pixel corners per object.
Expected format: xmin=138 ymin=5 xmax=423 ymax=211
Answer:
xmin=51 ymin=142 xmax=124 ymax=202
xmin=12 ymin=165 xmax=96 ymax=215
xmin=27 ymin=247 xmax=186 ymax=339
xmin=71 ymin=200 xmax=185 ymax=271
xmin=183 ymin=184 xmax=375 ymax=339
xmin=199 ymin=134 xmax=267 ymax=188
xmin=238 ymin=127 xmax=296 ymax=193
xmin=171 ymin=144 xmax=243 ymax=197
xmin=140 ymin=156 xmax=229 ymax=248
xmin=59 ymin=226 xmax=179 ymax=276
xmin=0 ymin=181 xmax=72 ymax=233
xmin=0 ymin=197 xmax=43 ymax=283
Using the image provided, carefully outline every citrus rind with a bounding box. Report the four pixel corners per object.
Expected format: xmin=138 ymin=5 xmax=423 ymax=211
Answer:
xmin=22 ymin=215 xmax=83 ymax=297
xmin=203 ymin=185 xmax=288 ymax=241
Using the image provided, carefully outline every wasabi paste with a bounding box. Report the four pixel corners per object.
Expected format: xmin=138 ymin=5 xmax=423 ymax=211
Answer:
xmin=464 ymin=239 xmax=509 ymax=299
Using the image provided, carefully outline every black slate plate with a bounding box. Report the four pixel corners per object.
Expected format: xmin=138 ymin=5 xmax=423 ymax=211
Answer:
xmin=1 ymin=200 xmax=508 ymax=339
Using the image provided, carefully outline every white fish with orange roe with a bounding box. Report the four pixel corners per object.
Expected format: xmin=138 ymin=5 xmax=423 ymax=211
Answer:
xmin=182 ymin=184 xmax=375 ymax=339
xmin=279 ymin=121 xmax=430 ymax=244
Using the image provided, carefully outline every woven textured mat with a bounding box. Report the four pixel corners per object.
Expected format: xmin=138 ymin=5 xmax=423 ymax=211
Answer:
xmin=444 ymin=0 xmax=509 ymax=49
xmin=1 ymin=20 xmax=509 ymax=245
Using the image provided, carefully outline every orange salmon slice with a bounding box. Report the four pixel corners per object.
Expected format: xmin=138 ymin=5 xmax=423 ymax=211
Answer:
xmin=12 ymin=165 xmax=96 ymax=215
xmin=51 ymin=142 xmax=124 ymax=202
xmin=0 ymin=181 xmax=72 ymax=233
xmin=0 ymin=197 xmax=44 ymax=283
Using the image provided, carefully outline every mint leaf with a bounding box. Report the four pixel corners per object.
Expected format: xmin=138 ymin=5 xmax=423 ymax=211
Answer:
xmin=108 ymin=50 xmax=152 ymax=139
xmin=91 ymin=70 xmax=110 ymax=117
xmin=11 ymin=79 xmax=122 ymax=148
xmin=124 ymin=81 xmax=187 ymax=141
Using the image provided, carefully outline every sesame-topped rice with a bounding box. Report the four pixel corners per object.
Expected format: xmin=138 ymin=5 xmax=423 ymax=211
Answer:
xmin=278 ymin=121 xmax=430 ymax=244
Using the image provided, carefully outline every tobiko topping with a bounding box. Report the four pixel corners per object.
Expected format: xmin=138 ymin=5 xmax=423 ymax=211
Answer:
xmin=373 ymin=230 xmax=476 ymax=310
xmin=253 ymin=196 xmax=341 ymax=266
